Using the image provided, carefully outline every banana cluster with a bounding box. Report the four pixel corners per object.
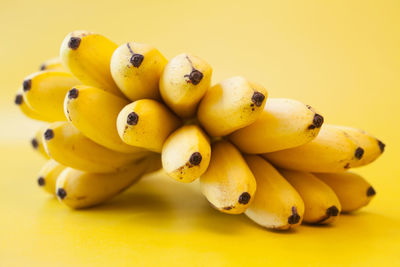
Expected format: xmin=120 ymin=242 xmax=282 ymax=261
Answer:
xmin=15 ymin=30 xmax=385 ymax=231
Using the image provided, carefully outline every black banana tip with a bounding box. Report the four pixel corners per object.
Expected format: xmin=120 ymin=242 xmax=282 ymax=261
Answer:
xmin=251 ymin=92 xmax=265 ymax=107
xmin=68 ymin=88 xmax=79 ymax=99
xmin=377 ymin=140 xmax=385 ymax=153
xmin=31 ymin=138 xmax=38 ymax=149
xmin=23 ymin=79 xmax=31 ymax=92
xmin=130 ymin=54 xmax=144 ymax=67
xmin=367 ymin=186 xmax=376 ymax=197
xmin=189 ymin=69 xmax=203 ymax=85
xmin=288 ymin=206 xmax=301 ymax=224
xmin=15 ymin=94 xmax=23 ymax=105
xmin=326 ymin=206 xmax=339 ymax=217
xmin=37 ymin=177 xmax=45 ymax=186
xmin=44 ymin=129 xmax=54 ymax=140
xmin=68 ymin=37 xmax=81 ymax=50
xmin=238 ymin=192 xmax=251 ymax=204
xmin=355 ymin=147 xmax=364 ymax=159
xmin=57 ymin=188 xmax=67 ymax=199
xmin=189 ymin=152 xmax=202 ymax=166
xmin=127 ymin=112 xmax=139 ymax=125
xmin=308 ymin=113 xmax=324 ymax=129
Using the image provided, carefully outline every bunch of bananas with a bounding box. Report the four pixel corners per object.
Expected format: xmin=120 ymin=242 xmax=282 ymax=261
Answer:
xmin=15 ymin=30 xmax=385 ymax=230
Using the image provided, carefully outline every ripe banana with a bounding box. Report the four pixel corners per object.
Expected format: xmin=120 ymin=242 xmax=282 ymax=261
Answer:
xmin=244 ymin=155 xmax=304 ymax=230
xmin=263 ymin=124 xmax=365 ymax=173
xmin=15 ymin=91 xmax=56 ymax=122
xmin=21 ymin=71 xmax=79 ymax=121
xmin=314 ymin=172 xmax=376 ymax=213
xmin=279 ymin=169 xmax=341 ymax=224
xmin=160 ymin=53 xmax=212 ymax=118
xmin=200 ymin=140 xmax=256 ymax=214
xmin=64 ymin=85 xmax=143 ymax=153
xmin=229 ymin=98 xmax=324 ymax=153
xmin=162 ymin=125 xmax=211 ymax=183
xmin=55 ymin=155 xmax=156 ymax=209
xmin=39 ymin=57 xmax=64 ymax=71
xmin=37 ymin=160 xmax=66 ymax=195
xmin=197 ymin=76 xmax=268 ymax=136
xmin=117 ymin=99 xmax=181 ymax=152
xmin=43 ymin=121 xmax=149 ymax=173
xmin=328 ymin=125 xmax=385 ymax=167
xmin=60 ymin=30 xmax=124 ymax=97
xmin=110 ymin=42 xmax=167 ymax=101
xmin=31 ymin=125 xmax=50 ymax=159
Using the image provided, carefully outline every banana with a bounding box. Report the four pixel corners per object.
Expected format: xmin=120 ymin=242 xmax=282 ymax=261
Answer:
xmin=42 ymin=121 xmax=149 ymax=173
xmin=145 ymin=154 xmax=162 ymax=174
xmin=244 ymin=155 xmax=304 ymax=230
xmin=200 ymin=140 xmax=256 ymax=214
xmin=162 ymin=125 xmax=211 ymax=183
xmin=39 ymin=57 xmax=64 ymax=71
xmin=314 ymin=172 xmax=376 ymax=213
xmin=110 ymin=42 xmax=167 ymax=101
xmin=229 ymin=98 xmax=324 ymax=153
xmin=31 ymin=125 xmax=50 ymax=159
xmin=64 ymin=85 xmax=143 ymax=153
xmin=37 ymin=160 xmax=66 ymax=195
xmin=328 ymin=125 xmax=385 ymax=167
xmin=60 ymin=30 xmax=124 ymax=97
xmin=55 ymin=155 xmax=156 ymax=209
xmin=279 ymin=169 xmax=341 ymax=224
xmin=14 ymin=91 xmax=56 ymax=122
xmin=263 ymin=124 xmax=365 ymax=173
xmin=160 ymin=53 xmax=212 ymax=118
xmin=21 ymin=71 xmax=79 ymax=121
xmin=117 ymin=99 xmax=181 ymax=152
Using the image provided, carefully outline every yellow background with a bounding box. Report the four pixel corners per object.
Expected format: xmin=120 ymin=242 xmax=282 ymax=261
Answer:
xmin=1 ymin=0 xmax=399 ymax=266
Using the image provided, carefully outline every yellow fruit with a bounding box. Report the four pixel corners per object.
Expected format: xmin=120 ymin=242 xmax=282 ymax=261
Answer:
xmin=14 ymin=91 xmax=56 ymax=122
xmin=39 ymin=57 xmax=64 ymax=71
xmin=162 ymin=125 xmax=211 ymax=183
xmin=110 ymin=42 xmax=167 ymax=101
xmin=200 ymin=140 xmax=256 ymax=214
xmin=279 ymin=169 xmax=341 ymax=224
xmin=37 ymin=160 xmax=66 ymax=195
xmin=117 ymin=99 xmax=181 ymax=152
xmin=244 ymin=155 xmax=304 ymax=230
xmin=160 ymin=53 xmax=212 ymax=118
xmin=31 ymin=125 xmax=50 ymax=159
xmin=230 ymin=98 xmax=324 ymax=153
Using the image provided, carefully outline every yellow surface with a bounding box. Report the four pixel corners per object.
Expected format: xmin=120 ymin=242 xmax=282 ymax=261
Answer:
xmin=0 ymin=0 xmax=399 ymax=266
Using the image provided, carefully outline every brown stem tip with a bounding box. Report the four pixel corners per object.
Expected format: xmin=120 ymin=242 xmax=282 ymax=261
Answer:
xmin=130 ymin=54 xmax=144 ymax=67
xmin=251 ymin=92 xmax=265 ymax=107
xmin=23 ymin=79 xmax=31 ymax=92
xmin=367 ymin=186 xmax=376 ymax=197
xmin=44 ymin=129 xmax=54 ymax=140
xmin=238 ymin=192 xmax=251 ymax=204
xmin=15 ymin=94 xmax=23 ymax=105
xmin=57 ymin=188 xmax=67 ymax=199
xmin=68 ymin=88 xmax=79 ymax=99
xmin=37 ymin=177 xmax=45 ymax=186
xmin=189 ymin=152 xmax=202 ymax=165
xmin=308 ymin=114 xmax=324 ymax=129
xmin=377 ymin=140 xmax=385 ymax=153
xmin=68 ymin=37 xmax=81 ymax=50
xmin=189 ymin=70 xmax=203 ymax=85
xmin=127 ymin=112 xmax=139 ymax=125
xmin=31 ymin=138 xmax=38 ymax=149
xmin=326 ymin=206 xmax=339 ymax=217
xmin=288 ymin=206 xmax=301 ymax=224
xmin=354 ymin=147 xmax=364 ymax=159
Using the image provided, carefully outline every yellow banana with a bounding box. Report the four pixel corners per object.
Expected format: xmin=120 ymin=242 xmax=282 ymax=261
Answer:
xmin=43 ymin=122 xmax=149 ymax=173
xmin=160 ymin=53 xmax=212 ymax=118
xmin=117 ymin=99 xmax=181 ymax=152
xmin=21 ymin=71 xmax=79 ymax=121
xmin=244 ymin=155 xmax=304 ymax=230
xmin=314 ymin=172 xmax=376 ymax=213
xmin=39 ymin=57 xmax=64 ymax=71
xmin=110 ymin=42 xmax=167 ymax=101
xmin=64 ymin=85 xmax=143 ymax=153
xmin=37 ymin=160 xmax=66 ymax=195
xmin=328 ymin=125 xmax=385 ymax=167
xmin=197 ymin=76 xmax=268 ymax=136
xmin=15 ymin=91 xmax=56 ymax=122
xmin=263 ymin=124 xmax=365 ymax=173
xmin=200 ymin=140 xmax=256 ymax=214
xmin=31 ymin=125 xmax=50 ymax=159
xmin=229 ymin=98 xmax=324 ymax=153
xmin=55 ymin=155 xmax=156 ymax=209
xmin=162 ymin=125 xmax=211 ymax=183
xmin=279 ymin=169 xmax=341 ymax=224
xmin=60 ymin=30 xmax=124 ymax=97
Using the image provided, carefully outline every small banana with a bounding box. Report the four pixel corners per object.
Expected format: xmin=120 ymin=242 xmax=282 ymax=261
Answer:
xmin=314 ymin=172 xmax=376 ymax=213
xmin=60 ymin=30 xmax=124 ymax=97
xmin=279 ymin=169 xmax=341 ymax=224
xmin=39 ymin=57 xmax=64 ymax=71
xmin=197 ymin=76 xmax=268 ymax=136
xmin=160 ymin=53 xmax=212 ymax=118
xmin=162 ymin=125 xmax=211 ymax=183
xmin=229 ymin=98 xmax=324 ymax=153
xmin=263 ymin=124 xmax=365 ymax=173
xmin=110 ymin=42 xmax=167 ymax=101
xmin=21 ymin=71 xmax=79 ymax=121
xmin=31 ymin=125 xmax=50 ymax=159
xmin=200 ymin=140 xmax=256 ymax=214
xmin=43 ymin=122 xmax=149 ymax=173
xmin=244 ymin=155 xmax=304 ymax=230
xmin=37 ymin=160 xmax=66 ymax=195
xmin=117 ymin=99 xmax=181 ymax=152
xmin=64 ymin=85 xmax=143 ymax=153
xmin=56 ymin=155 xmax=156 ymax=209
xmin=14 ymin=91 xmax=56 ymax=122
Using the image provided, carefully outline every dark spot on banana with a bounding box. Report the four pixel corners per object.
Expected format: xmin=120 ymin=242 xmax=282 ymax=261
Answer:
xmin=130 ymin=54 xmax=144 ymax=68
xmin=68 ymin=88 xmax=79 ymax=99
xmin=344 ymin=163 xmax=350 ymax=169
xmin=15 ymin=94 xmax=23 ymax=105
xmin=251 ymin=92 xmax=265 ymax=107
xmin=188 ymin=69 xmax=203 ymax=85
xmin=57 ymin=188 xmax=67 ymax=199
xmin=306 ymin=105 xmax=312 ymax=110
xmin=238 ymin=192 xmax=251 ymax=204
xmin=367 ymin=186 xmax=376 ymax=197
xmin=377 ymin=140 xmax=385 ymax=153
xmin=326 ymin=206 xmax=339 ymax=217
xmin=308 ymin=114 xmax=324 ymax=129
xmin=44 ymin=129 xmax=54 ymax=140
xmin=354 ymin=147 xmax=364 ymax=159
xmin=68 ymin=37 xmax=81 ymax=50
xmin=127 ymin=112 xmax=139 ymax=125
xmin=223 ymin=206 xmax=233 ymax=210
xmin=31 ymin=138 xmax=38 ymax=149
xmin=189 ymin=152 xmax=202 ymax=165
xmin=23 ymin=79 xmax=31 ymax=92
xmin=39 ymin=64 xmax=46 ymax=71
xmin=288 ymin=206 xmax=301 ymax=224
xmin=37 ymin=177 xmax=45 ymax=186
